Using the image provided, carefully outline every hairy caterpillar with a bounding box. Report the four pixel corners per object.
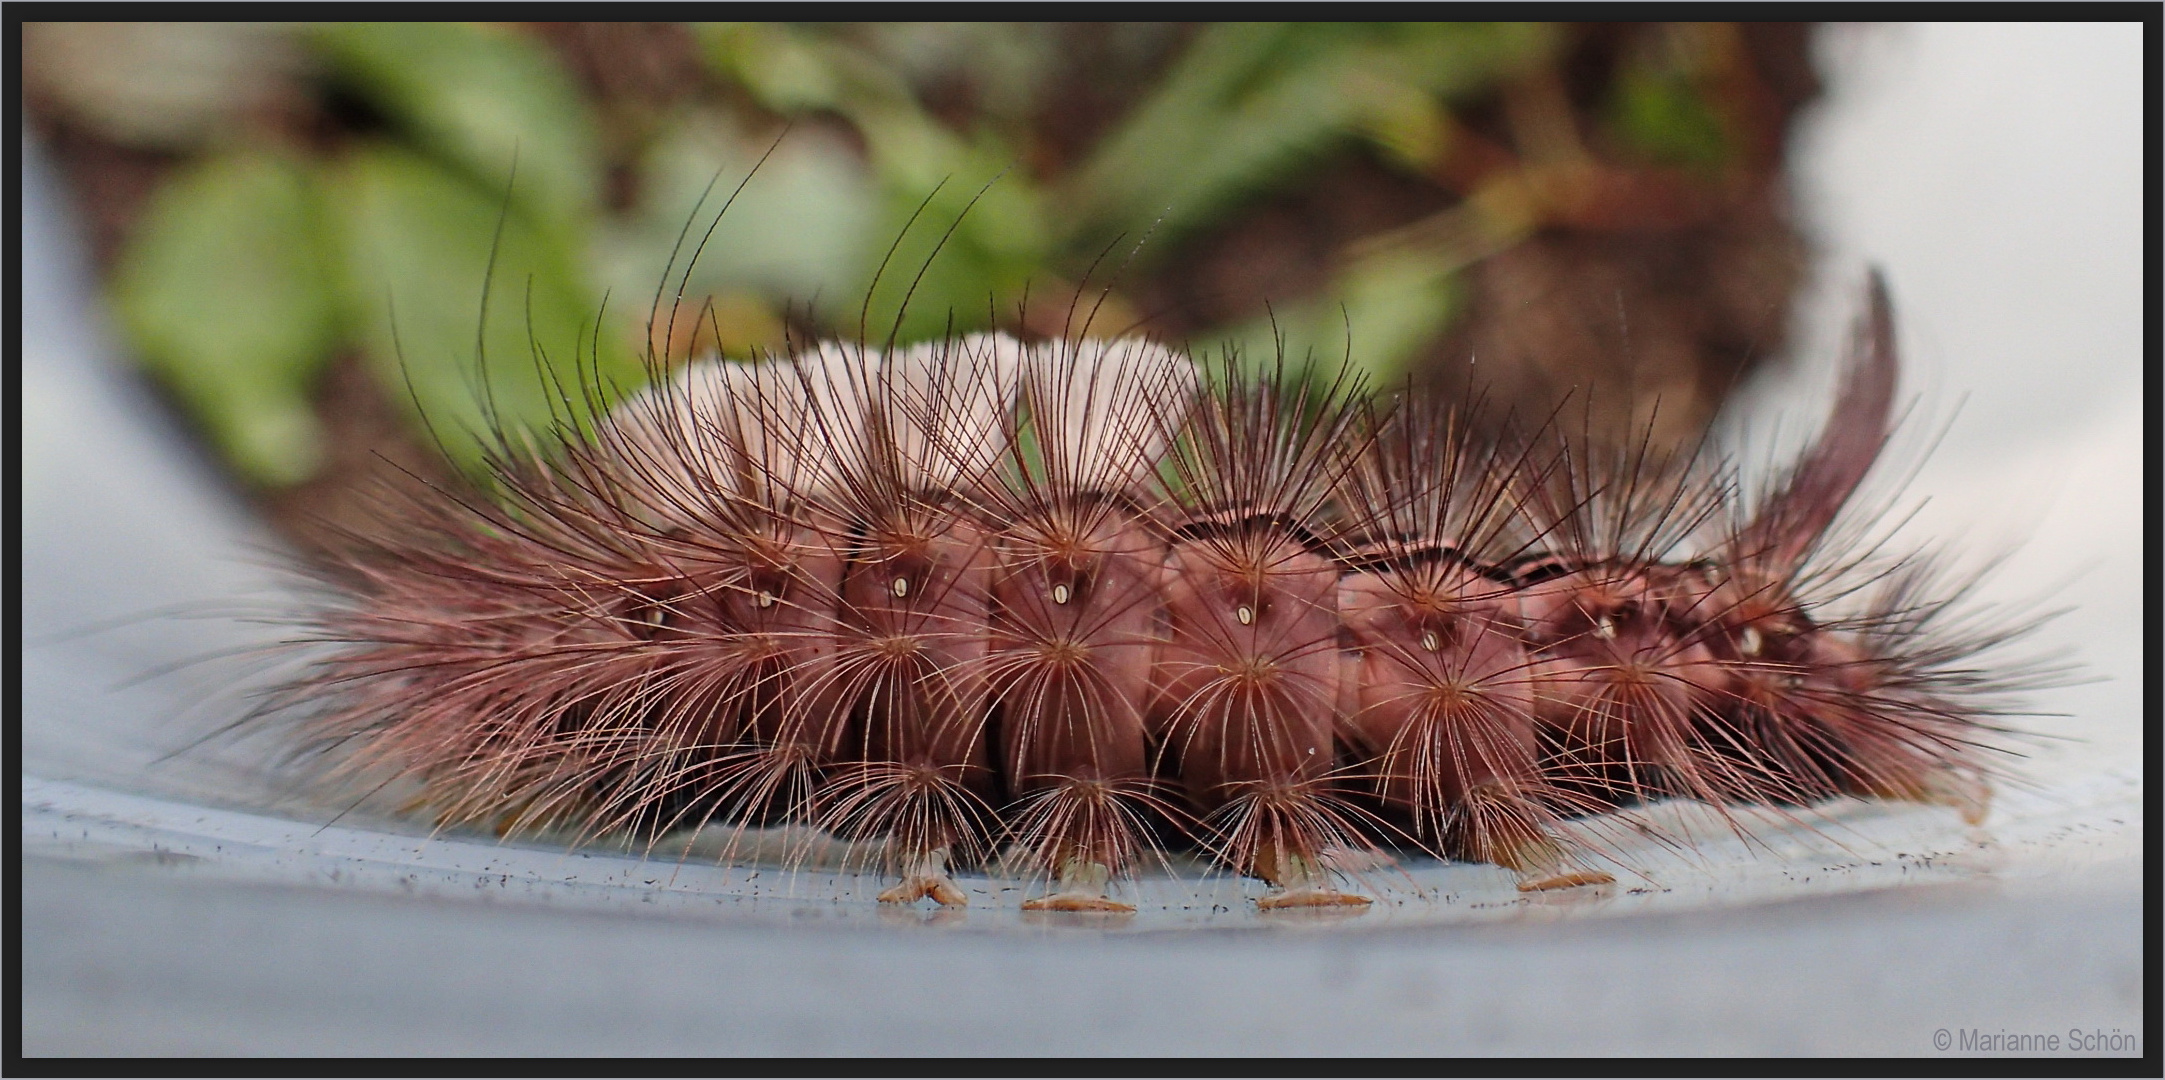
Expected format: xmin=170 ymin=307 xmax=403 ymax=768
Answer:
xmin=257 ymin=185 xmax=2041 ymax=913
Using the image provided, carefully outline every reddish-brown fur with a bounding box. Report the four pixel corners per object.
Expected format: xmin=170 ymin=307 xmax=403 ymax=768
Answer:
xmin=267 ymin=272 xmax=2040 ymax=909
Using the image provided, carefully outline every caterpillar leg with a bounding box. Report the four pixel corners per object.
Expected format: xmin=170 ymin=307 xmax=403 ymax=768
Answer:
xmin=1841 ymin=758 xmax=1993 ymax=825
xmin=1251 ymin=836 xmax=1371 ymax=909
xmin=1453 ymin=798 xmax=1612 ymax=892
xmin=1922 ymin=770 xmax=1992 ymax=826
xmin=815 ymin=756 xmax=994 ymax=907
xmin=1433 ymin=783 xmax=1608 ymax=891
xmin=823 ymin=512 xmax=1000 ymax=907
xmin=1205 ymin=782 xmax=1378 ymax=909
xmin=877 ymin=845 xmax=969 ymax=907
xmin=1815 ymin=641 xmax=1995 ymax=825
xmin=1002 ymin=780 xmax=1156 ymax=912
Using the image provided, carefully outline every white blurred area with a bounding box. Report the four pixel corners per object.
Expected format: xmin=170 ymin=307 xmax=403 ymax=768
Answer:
xmin=1773 ymin=22 xmax=2144 ymax=785
xmin=19 ymin=23 xmax=2144 ymax=1056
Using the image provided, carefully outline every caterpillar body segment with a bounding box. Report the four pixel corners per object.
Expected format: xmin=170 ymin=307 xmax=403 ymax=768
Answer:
xmin=979 ymin=338 xmax=1192 ymax=910
xmin=981 ymin=486 xmax=1164 ymax=911
xmin=1676 ymin=273 xmax=1992 ymax=820
xmin=1152 ymin=523 xmax=1371 ymax=907
xmin=594 ymin=347 xmax=854 ymax=847
xmin=1328 ymin=393 xmax=1611 ymax=890
xmin=779 ymin=335 xmax=1020 ymax=905
xmin=1144 ymin=361 xmax=1388 ymax=907
xmin=1511 ymin=557 xmax=1741 ymax=816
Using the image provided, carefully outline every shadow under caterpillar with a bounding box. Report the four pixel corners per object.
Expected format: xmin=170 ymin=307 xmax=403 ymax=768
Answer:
xmin=255 ymin=186 xmax=2051 ymax=912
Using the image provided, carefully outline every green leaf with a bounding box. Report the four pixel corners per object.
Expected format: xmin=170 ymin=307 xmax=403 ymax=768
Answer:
xmin=326 ymin=145 xmax=640 ymax=477
xmin=698 ymin=23 xmax=849 ymax=114
xmin=854 ymin=108 xmax=1049 ymax=345
xmin=604 ymin=115 xmax=878 ymax=329
xmin=308 ymin=22 xmax=601 ymax=229
xmin=1067 ymin=23 xmax=1557 ymax=256
xmin=1201 ymin=246 xmax=1464 ymax=391
xmin=111 ymin=149 xmax=337 ymax=487
xmin=694 ymin=23 xmax=1050 ymax=345
xmin=1609 ymin=66 xmax=1731 ymax=170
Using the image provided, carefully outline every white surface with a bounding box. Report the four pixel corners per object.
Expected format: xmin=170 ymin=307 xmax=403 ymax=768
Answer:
xmin=18 ymin=23 xmax=2145 ymax=1056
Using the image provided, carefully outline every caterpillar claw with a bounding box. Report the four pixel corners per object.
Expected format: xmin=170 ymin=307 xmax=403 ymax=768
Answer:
xmin=1515 ymin=869 xmax=1614 ymax=892
xmin=1250 ymin=840 xmax=1372 ymax=908
xmin=1021 ymin=857 xmax=1133 ymax=912
xmin=1021 ymin=892 xmax=1134 ymax=913
xmin=1943 ymin=775 xmax=1994 ymax=827
xmin=1860 ymin=767 xmax=1993 ymax=826
xmin=1256 ymin=886 xmax=1372 ymax=909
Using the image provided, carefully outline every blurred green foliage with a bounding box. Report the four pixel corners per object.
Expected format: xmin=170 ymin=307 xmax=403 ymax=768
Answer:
xmin=1065 ymin=23 xmax=1553 ymax=253
xmin=309 ymin=23 xmax=603 ymax=228
xmin=1608 ymin=32 xmax=1732 ymax=169
xmin=114 ymin=150 xmax=339 ymax=486
xmin=703 ymin=23 xmax=1053 ymax=345
xmin=329 ymin=144 xmax=642 ymax=473
xmin=90 ymin=21 xmax=1757 ymax=489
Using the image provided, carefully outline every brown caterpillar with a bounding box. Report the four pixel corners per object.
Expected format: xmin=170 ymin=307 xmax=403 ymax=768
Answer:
xmin=265 ymin=263 xmax=2033 ymax=913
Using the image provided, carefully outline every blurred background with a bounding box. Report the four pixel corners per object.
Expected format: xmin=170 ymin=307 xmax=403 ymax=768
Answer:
xmin=20 ymin=21 xmax=2143 ymax=1056
xmin=25 ymin=20 xmax=1822 ymax=551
